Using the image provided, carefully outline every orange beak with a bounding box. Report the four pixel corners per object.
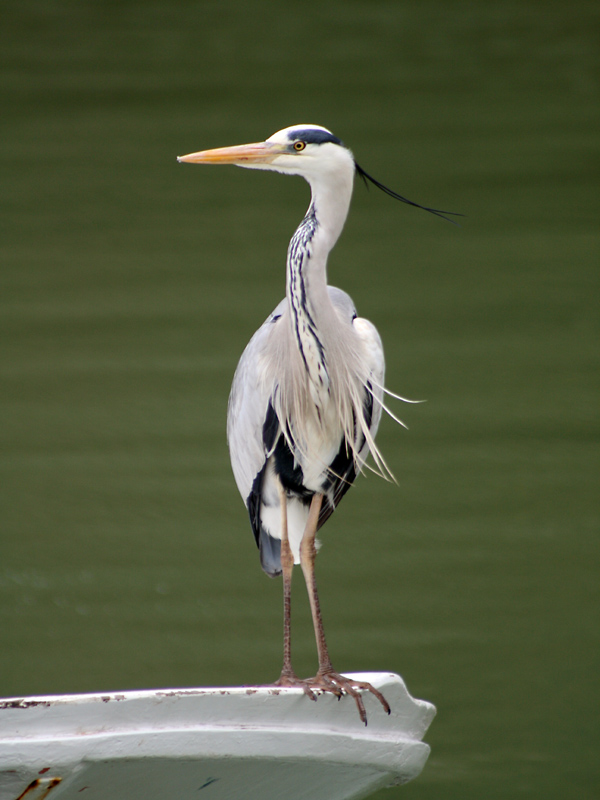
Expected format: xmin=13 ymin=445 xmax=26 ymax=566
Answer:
xmin=177 ymin=141 xmax=287 ymax=165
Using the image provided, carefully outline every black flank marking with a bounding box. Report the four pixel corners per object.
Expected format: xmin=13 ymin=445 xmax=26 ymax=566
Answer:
xmin=318 ymin=438 xmax=356 ymax=529
xmin=274 ymin=435 xmax=312 ymax=500
xmin=248 ymin=468 xmax=265 ymax=547
xmin=246 ymin=401 xmax=280 ymax=550
xmin=362 ymin=382 xmax=374 ymax=440
xmin=247 ymin=469 xmax=282 ymax=577
xmin=262 ymin=401 xmax=279 ymax=453
xmin=318 ymin=385 xmax=374 ymax=528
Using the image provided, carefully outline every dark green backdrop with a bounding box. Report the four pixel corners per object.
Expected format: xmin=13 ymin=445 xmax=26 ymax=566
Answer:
xmin=2 ymin=2 xmax=598 ymax=798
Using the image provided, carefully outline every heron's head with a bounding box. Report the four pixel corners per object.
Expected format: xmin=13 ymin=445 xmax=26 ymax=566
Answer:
xmin=177 ymin=124 xmax=355 ymax=183
xmin=178 ymin=125 xmax=462 ymax=223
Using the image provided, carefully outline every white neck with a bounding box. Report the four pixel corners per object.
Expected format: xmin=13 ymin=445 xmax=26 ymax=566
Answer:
xmin=286 ymin=165 xmax=354 ymax=397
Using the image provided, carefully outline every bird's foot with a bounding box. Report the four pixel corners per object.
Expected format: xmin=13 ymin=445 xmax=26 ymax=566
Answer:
xmin=304 ymin=669 xmax=391 ymax=726
xmin=271 ymin=669 xmax=319 ymax=702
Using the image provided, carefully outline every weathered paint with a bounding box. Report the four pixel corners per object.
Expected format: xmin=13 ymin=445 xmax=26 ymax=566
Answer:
xmin=0 ymin=672 xmax=435 ymax=800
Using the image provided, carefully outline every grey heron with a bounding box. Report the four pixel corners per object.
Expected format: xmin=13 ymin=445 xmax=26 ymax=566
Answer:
xmin=178 ymin=124 xmax=458 ymax=724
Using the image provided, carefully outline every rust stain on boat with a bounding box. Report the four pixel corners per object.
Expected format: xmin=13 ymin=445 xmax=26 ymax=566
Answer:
xmin=13 ymin=777 xmax=62 ymax=800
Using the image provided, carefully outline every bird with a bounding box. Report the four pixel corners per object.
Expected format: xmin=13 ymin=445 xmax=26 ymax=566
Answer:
xmin=178 ymin=124 xmax=459 ymax=724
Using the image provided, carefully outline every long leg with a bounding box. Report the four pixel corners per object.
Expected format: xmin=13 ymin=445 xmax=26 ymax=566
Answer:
xmin=299 ymin=493 xmax=333 ymax=672
xmin=272 ymin=482 xmax=316 ymax=699
xmin=300 ymin=493 xmax=391 ymax=724
xmin=278 ymin=481 xmax=295 ymax=680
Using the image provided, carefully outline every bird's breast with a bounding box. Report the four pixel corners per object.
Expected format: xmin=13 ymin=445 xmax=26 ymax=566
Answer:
xmin=289 ymin=396 xmax=344 ymax=493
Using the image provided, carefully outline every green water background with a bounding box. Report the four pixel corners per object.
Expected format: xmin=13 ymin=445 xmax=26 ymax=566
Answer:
xmin=2 ymin=2 xmax=598 ymax=797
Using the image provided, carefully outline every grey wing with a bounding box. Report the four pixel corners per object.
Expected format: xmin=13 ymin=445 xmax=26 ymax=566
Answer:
xmin=352 ymin=315 xmax=385 ymax=454
xmin=317 ymin=288 xmax=386 ymax=528
xmin=227 ymin=299 xmax=287 ymax=574
xmin=327 ymin=287 xmax=386 ymax=458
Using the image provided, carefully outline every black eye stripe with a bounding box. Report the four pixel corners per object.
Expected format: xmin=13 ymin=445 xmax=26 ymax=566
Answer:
xmin=287 ymin=129 xmax=344 ymax=147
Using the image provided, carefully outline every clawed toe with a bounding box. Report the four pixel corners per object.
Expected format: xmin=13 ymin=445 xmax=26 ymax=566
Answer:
xmin=269 ymin=670 xmax=390 ymax=724
xmin=303 ymin=671 xmax=390 ymax=725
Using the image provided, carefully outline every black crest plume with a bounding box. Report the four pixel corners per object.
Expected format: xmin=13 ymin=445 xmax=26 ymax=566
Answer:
xmin=355 ymin=162 xmax=463 ymax=225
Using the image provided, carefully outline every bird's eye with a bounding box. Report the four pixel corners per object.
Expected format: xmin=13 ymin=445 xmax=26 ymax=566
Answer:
xmin=293 ymin=141 xmax=306 ymax=151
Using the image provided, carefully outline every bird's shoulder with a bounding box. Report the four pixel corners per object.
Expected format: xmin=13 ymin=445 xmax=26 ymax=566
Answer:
xmin=327 ymin=285 xmax=384 ymax=370
xmin=352 ymin=315 xmax=384 ymax=373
